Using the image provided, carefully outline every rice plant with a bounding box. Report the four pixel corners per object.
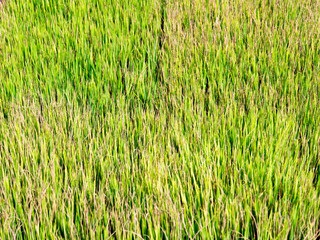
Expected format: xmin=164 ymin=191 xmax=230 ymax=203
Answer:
xmin=0 ymin=0 xmax=320 ymax=239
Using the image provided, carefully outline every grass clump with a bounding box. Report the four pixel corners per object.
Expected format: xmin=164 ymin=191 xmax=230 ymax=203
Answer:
xmin=0 ymin=0 xmax=320 ymax=239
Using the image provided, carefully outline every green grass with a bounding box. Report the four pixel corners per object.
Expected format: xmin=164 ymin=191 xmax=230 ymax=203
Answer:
xmin=0 ymin=0 xmax=320 ymax=239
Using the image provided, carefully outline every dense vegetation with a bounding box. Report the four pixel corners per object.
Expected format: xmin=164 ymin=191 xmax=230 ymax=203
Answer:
xmin=0 ymin=0 xmax=320 ymax=239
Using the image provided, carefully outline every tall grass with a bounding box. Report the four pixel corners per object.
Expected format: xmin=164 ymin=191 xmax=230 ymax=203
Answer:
xmin=0 ymin=0 xmax=320 ymax=239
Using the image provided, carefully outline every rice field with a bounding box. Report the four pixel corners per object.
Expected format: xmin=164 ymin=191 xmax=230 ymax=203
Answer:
xmin=0 ymin=0 xmax=320 ymax=239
